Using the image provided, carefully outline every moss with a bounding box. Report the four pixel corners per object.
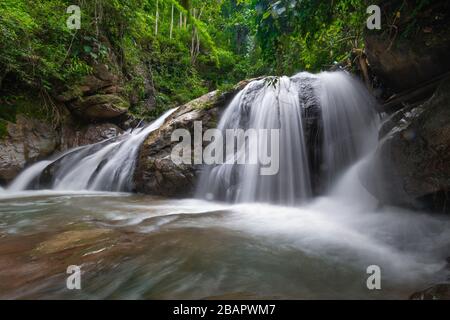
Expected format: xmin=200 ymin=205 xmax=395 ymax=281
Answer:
xmin=191 ymin=93 xmax=219 ymax=111
xmin=216 ymin=83 xmax=235 ymax=95
xmin=0 ymin=92 xmax=54 ymax=139
xmin=0 ymin=119 xmax=9 ymax=139
xmin=81 ymin=94 xmax=130 ymax=112
xmin=0 ymin=93 xmax=50 ymax=125
xmin=59 ymin=85 xmax=85 ymax=102
xmin=0 ymin=104 xmax=17 ymax=123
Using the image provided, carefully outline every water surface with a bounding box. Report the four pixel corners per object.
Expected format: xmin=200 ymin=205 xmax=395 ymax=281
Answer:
xmin=1 ymin=190 xmax=448 ymax=299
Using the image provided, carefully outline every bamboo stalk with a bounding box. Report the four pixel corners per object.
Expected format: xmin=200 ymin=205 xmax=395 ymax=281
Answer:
xmin=170 ymin=4 xmax=174 ymax=39
xmin=155 ymin=0 xmax=159 ymax=36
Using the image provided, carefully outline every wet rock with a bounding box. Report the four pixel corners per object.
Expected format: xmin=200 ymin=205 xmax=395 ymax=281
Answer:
xmin=364 ymin=77 xmax=450 ymax=212
xmin=410 ymin=284 xmax=450 ymax=300
xmin=0 ymin=115 xmax=57 ymax=183
xmin=134 ymin=82 xmax=248 ymax=197
xmin=34 ymin=229 xmax=112 ymax=255
xmin=134 ymin=96 xmax=221 ymax=197
xmin=0 ymin=113 xmax=123 ymax=183
xmin=292 ymin=74 xmax=323 ymax=193
xmin=59 ymin=122 xmax=123 ymax=150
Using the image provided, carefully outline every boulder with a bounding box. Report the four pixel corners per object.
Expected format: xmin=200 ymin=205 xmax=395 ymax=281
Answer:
xmin=364 ymin=77 xmax=450 ymax=212
xmin=365 ymin=34 xmax=450 ymax=92
xmin=57 ymin=63 xmax=130 ymax=122
xmin=134 ymin=82 xmax=248 ymax=197
xmin=70 ymin=94 xmax=129 ymax=120
xmin=365 ymin=0 xmax=450 ymax=93
xmin=133 ymin=77 xmax=327 ymax=197
xmin=0 ymin=115 xmax=57 ymax=183
xmin=59 ymin=122 xmax=123 ymax=151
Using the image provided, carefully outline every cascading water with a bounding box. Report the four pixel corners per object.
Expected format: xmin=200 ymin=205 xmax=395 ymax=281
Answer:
xmin=197 ymin=76 xmax=312 ymax=205
xmin=317 ymin=72 xmax=379 ymax=188
xmin=197 ymin=71 xmax=379 ymax=204
xmin=6 ymin=108 xmax=177 ymax=192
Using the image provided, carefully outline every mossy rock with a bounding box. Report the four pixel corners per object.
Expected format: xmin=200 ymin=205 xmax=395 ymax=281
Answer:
xmin=72 ymin=94 xmax=130 ymax=120
xmin=0 ymin=94 xmax=50 ymax=124
xmin=0 ymin=119 xmax=9 ymax=139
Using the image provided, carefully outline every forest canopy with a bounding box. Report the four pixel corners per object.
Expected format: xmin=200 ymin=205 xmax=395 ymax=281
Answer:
xmin=0 ymin=0 xmax=370 ymax=114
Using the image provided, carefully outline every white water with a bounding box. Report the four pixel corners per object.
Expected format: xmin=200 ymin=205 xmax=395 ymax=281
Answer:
xmin=197 ymin=71 xmax=379 ymax=204
xmin=317 ymin=72 xmax=379 ymax=187
xmin=197 ymin=76 xmax=312 ymax=204
xmin=8 ymin=161 xmax=53 ymax=191
xmin=4 ymin=108 xmax=177 ymax=192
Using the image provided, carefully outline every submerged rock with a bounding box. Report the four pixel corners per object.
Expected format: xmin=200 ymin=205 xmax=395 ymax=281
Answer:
xmin=365 ymin=77 xmax=450 ymax=213
xmin=35 ymin=229 xmax=112 ymax=255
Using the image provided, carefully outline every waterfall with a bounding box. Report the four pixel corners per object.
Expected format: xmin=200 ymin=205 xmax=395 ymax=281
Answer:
xmin=197 ymin=71 xmax=378 ymax=204
xmin=6 ymin=108 xmax=177 ymax=192
xmin=316 ymin=71 xmax=379 ymax=189
xmin=4 ymin=71 xmax=378 ymax=202
xmin=8 ymin=160 xmax=53 ymax=191
xmin=197 ymin=76 xmax=313 ymax=205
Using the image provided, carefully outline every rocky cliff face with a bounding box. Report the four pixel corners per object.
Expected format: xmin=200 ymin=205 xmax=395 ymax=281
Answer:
xmin=364 ymin=77 xmax=450 ymax=213
xmin=361 ymin=0 xmax=450 ymax=213
xmin=0 ymin=114 xmax=122 ymax=185
xmin=0 ymin=115 xmax=57 ymax=182
xmin=55 ymin=63 xmax=130 ymax=122
xmin=0 ymin=56 xmax=143 ymax=185
xmin=365 ymin=0 xmax=450 ymax=95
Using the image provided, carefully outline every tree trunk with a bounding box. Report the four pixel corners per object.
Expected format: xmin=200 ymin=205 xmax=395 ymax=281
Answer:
xmin=170 ymin=4 xmax=174 ymax=39
xmin=155 ymin=0 xmax=159 ymax=36
xmin=190 ymin=9 xmax=196 ymax=63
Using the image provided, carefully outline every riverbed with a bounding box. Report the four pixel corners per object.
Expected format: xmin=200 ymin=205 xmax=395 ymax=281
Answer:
xmin=0 ymin=190 xmax=448 ymax=299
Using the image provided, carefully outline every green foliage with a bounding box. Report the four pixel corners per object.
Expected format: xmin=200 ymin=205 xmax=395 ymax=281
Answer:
xmin=0 ymin=94 xmax=50 ymax=123
xmin=252 ymin=0 xmax=367 ymax=73
xmin=0 ymin=0 xmax=93 ymax=90
xmin=1 ymin=0 xmax=371 ymax=120
xmin=0 ymin=119 xmax=8 ymax=139
xmin=0 ymin=93 xmax=55 ymax=139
